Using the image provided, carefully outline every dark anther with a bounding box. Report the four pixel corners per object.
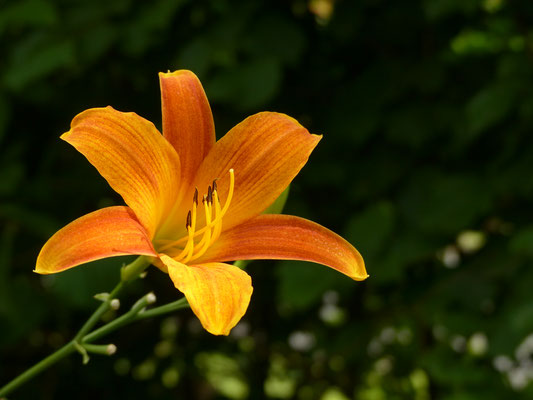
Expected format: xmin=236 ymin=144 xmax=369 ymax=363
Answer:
xmin=207 ymin=186 xmax=213 ymax=203
xmin=202 ymin=195 xmax=207 ymax=204
xmin=186 ymin=210 xmax=192 ymax=229
xmin=212 ymin=179 xmax=218 ymax=193
xmin=193 ymin=187 xmax=199 ymax=205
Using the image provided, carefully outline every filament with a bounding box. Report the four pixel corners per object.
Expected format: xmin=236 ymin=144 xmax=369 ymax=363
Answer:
xmin=155 ymin=169 xmax=234 ymax=263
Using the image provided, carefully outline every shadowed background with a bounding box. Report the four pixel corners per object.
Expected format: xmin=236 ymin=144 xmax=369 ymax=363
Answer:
xmin=1 ymin=0 xmax=533 ymax=399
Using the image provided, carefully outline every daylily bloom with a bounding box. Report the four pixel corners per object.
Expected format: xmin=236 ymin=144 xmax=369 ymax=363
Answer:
xmin=35 ymin=70 xmax=367 ymax=335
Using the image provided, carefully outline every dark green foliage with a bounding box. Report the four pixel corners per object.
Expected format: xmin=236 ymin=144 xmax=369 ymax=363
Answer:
xmin=1 ymin=0 xmax=533 ymax=398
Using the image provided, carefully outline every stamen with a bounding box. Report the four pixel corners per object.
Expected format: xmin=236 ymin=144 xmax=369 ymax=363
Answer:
xmin=158 ymin=190 xmax=197 ymax=253
xmin=183 ymin=168 xmax=234 ymax=240
xmin=211 ymin=190 xmax=223 ymax=242
xmin=186 ymin=210 xmax=192 ymax=229
xmin=155 ymin=169 xmax=235 ymax=261
xmin=207 ymin=186 xmax=213 ymax=204
xmin=185 ymin=195 xmax=212 ymax=262
xmin=191 ymin=195 xmax=212 ymax=263
xmin=220 ymin=169 xmax=234 ymax=216
xmin=182 ymin=201 xmax=197 ymax=262
xmin=168 ymin=202 xmax=196 ymax=260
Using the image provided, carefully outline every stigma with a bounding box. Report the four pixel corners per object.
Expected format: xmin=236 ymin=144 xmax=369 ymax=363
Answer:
xmin=158 ymin=169 xmax=234 ymax=264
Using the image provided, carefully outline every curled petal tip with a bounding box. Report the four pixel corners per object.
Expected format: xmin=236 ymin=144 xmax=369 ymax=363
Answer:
xmin=345 ymin=251 xmax=367 ymax=281
xmin=352 ymin=272 xmax=370 ymax=282
xmin=197 ymin=214 xmax=368 ymax=282
xmin=159 ymin=69 xmax=197 ymax=78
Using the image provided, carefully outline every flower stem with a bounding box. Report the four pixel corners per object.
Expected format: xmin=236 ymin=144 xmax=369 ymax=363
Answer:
xmin=82 ymin=292 xmax=156 ymax=344
xmin=0 ymin=256 xmax=188 ymax=399
xmin=0 ymin=292 xmax=189 ymax=398
xmin=0 ymin=341 xmax=76 ymax=398
xmin=74 ymin=281 xmax=124 ymax=342
xmin=82 ymin=343 xmax=116 ymax=356
xmin=136 ymin=297 xmax=189 ymax=319
xmin=121 ymin=255 xmax=152 ymax=281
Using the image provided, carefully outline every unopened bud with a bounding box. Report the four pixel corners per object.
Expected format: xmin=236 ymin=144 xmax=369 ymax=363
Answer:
xmin=146 ymin=292 xmax=157 ymax=304
xmin=94 ymin=293 xmax=109 ymax=301
xmin=106 ymin=344 xmax=117 ymax=355
xmin=110 ymin=299 xmax=120 ymax=310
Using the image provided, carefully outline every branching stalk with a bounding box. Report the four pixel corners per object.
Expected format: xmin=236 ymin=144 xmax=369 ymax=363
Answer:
xmin=0 ymin=257 xmax=189 ymax=399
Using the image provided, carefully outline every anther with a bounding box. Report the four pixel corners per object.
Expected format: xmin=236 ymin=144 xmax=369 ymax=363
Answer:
xmin=207 ymin=186 xmax=213 ymax=204
xmin=154 ymin=168 xmax=234 ymax=261
xmin=186 ymin=210 xmax=192 ymax=229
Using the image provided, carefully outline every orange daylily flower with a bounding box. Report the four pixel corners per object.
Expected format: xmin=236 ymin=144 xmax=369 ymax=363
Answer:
xmin=35 ymin=70 xmax=367 ymax=335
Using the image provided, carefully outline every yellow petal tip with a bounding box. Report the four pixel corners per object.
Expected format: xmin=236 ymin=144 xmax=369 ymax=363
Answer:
xmin=33 ymin=266 xmax=53 ymax=275
xmin=60 ymin=130 xmax=70 ymax=140
xmin=159 ymin=69 xmax=197 ymax=79
xmin=353 ymin=273 xmax=370 ymax=282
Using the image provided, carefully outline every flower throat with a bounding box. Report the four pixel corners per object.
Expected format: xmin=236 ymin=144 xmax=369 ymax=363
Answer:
xmin=157 ymin=169 xmax=234 ymax=263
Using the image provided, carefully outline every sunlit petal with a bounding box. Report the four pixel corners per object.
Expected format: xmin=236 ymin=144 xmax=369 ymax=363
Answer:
xmin=193 ymin=112 xmax=321 ymax=230
xmin=159 ymin=70 xmax=215 ymax=187
xmin=36 ymin=207 xmax=156 ymax=274
xmin=160 ymin=255 xmax=253 ymax=335
xmin=61 ymin=106 xmax=181 ymax=237
xmin=197 ymin=214 xmax=368 ymax=281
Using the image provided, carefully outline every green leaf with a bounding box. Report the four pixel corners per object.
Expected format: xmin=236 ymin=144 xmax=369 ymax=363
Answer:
xmin=244 ymin=15 xmax=307 ymax=66
xmin=0 ymin=0 xmax=57 ymax=34
xmin=0 ymin=203 xmax=59 ymax=237
xmin=177 ymin=38 xmax=213 ymax=77
xmin=263 ymin=186 xmax=290 ymax=215
xmin=0 ymin=95 xmax=10 ymax=145
xmin=206 ymin=57 xmax=282 ymax=110
xmin=344 ymin=201 xmax=395 ymax=267
xmin=277 ymin=260 xmax=352 ymax=311
xmin=465 ymin=82 xmax=519 ymax=141
xmin=0 ymin=163 xmax=24 ymax=196
xmin=47 ymin=257 xmax=128 ymax=310
xmin=509 ymin=226 xmax=533 ymax=257
xmin=399 ymin=170 xmax=492 ymax=235
xmin=4 ymin=40 xmax=75 ymax=92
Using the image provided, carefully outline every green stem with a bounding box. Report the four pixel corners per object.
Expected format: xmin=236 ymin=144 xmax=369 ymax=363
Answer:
xmin=232 ymin=259 xmax=249 ymax=270
xmin=0 ymin=341 xmax=76 ymax=398
xmin=82 ymin=293 xmax=155 ymax=344
xmin=121 ymin=255 xmax=151 ymax=281
xmin=136 ymin=297 xmax=189 ymax=320
xmin=83 ymin=343 xmax=116 ymax=356
xmin=74 ymin=281 xmax=124 ymax=342
xmin=0 ymin=256 xmax=151 ymax=398
xmin=0 ymin=292 xmax=189 ymax=398
xmin=83 ymin=297 xmax=188 ymax=344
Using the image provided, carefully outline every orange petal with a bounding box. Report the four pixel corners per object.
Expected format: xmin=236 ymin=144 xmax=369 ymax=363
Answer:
xmin=198 ymin=214 xmax=368 ymax=281
xmin=61 ymin=106 xmax=181 ymax=237
xmin=159 ymin=70 xmax=215 ymax=187
xmin=193 ymin=112 xmax=321 ymax=230
xmin=36 ymin=206 xmax=156 ymax=274
xmin=160 ymin=255 xmax=253 ymax=336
